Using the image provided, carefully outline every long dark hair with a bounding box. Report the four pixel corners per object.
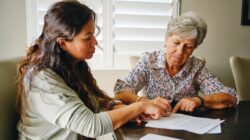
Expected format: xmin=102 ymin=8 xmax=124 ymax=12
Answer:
xmin=17 ymin=0 xmax=111 ymax=119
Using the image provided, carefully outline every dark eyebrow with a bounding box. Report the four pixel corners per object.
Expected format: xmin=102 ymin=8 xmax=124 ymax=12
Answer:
xmin=81 ymin=32 xmax=94 ymax=38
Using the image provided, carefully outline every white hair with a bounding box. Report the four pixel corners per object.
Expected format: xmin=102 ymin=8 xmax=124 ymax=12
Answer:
xmin=166 ymin=11 xmax=207 ymax=47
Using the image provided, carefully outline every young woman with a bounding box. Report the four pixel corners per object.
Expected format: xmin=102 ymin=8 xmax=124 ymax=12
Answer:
xmin=16 ymin=1 xmax=168 ymax=139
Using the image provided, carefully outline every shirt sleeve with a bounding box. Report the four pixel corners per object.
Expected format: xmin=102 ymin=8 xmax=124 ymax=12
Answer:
xmin=28 ymin=69 xmax=113 ymax=138
xmin=114 ymin=52 xmax=150 ymax=95
xmin=194 ymin=61 xmax=239 ymax=101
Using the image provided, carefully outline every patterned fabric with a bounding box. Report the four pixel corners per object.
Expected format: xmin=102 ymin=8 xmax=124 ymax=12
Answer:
xmin=114 ymin=50 xmax=238 ymax=102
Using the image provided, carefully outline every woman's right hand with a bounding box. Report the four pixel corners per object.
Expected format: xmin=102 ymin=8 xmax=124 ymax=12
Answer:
xmin=132 ymin=113 xmax=150 ymax=124
xmin=141 ymin=101 xmax=170 ymax=120
xmin=107 ymin=99 xmax=170 ymax=130
xmin=139 ymin=96 xmax=172 ymax=115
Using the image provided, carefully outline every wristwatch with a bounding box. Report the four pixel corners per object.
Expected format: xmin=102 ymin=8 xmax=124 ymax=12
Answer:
xmin=195 ymin=95 xmax=204 ymax=107
xmin=107 ymin=99 xmax=123 ymax=110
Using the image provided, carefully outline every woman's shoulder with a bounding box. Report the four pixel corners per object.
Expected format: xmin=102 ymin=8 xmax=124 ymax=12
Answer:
xmin=141 ymin=50 xmax=163 ymax=58
xmin=136 ymin=50 xmax=165 ymax=69
xmin=35 ymin=68 xmax=61 ymax=78
xmin=190 ymin=56 xmax=206 ymax=67
xmin=33 ymin=68 xmax=65 ymax=84
xmin=141 ymin=50 xmax=164 ymax=64
xmin=30 ymin=68 xmax=78 ymax=97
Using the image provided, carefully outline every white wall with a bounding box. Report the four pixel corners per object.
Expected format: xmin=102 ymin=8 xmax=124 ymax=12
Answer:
xmin=0 ymin=0 xmax=27 ymax=60
xmin=181 ymin=0 xmax=250 ymax=88
xmin=92 ymin=69 xmax=129 ymax=97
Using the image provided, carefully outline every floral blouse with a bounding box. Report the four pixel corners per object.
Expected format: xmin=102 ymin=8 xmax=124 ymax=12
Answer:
xmin=114 ymin=50 xmax=238 ymax=102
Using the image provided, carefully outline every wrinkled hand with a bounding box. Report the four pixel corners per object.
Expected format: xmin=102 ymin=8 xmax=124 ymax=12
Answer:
xmin=132 ymin=96 xmax=172 ymax=124
xmin=148 ymin=96 xmax=172 ymax=113
xmin=143 ymin=101 xmax=171 ymax=120
xmin=172 ymin=97 xmax=201 ymax=113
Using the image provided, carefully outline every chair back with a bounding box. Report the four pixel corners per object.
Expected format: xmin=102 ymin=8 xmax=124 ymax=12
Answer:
xmin=129 ymin=56 xmax=140 ymax=68
xmin=229 ymin=56 xmax=250 ymax=101
xmin=0 ymin=57 xmax=21 ymax=139
xmin=92 ymin=69 xmax=129 ymax=97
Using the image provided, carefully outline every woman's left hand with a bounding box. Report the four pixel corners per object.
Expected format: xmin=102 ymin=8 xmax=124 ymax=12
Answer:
xmin=172 ymin=97 xmax=201 ymax=113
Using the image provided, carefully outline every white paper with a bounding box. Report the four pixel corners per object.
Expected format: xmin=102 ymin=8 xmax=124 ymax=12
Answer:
xmin=146 ymin=113 xmax=223 ymax=134
xmin=140 ymin=134 xmax=182 ymax=140
xmin=206 ymin=124 xmax=221 ymax=134
xmin=206 ymin=120 xmax=224 ymax=134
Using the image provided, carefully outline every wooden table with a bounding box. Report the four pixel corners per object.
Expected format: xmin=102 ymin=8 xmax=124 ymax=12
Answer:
xmin=117 ymin=101 xmax=250 ymax=140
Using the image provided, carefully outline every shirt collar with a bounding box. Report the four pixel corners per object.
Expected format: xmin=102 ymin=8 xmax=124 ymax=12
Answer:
xmin=153 ymin=50 xmax=193 ymax=71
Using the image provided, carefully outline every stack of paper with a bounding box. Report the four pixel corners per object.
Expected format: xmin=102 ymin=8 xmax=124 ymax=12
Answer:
xmin=146 ymin=113 xmax=224 ymax=134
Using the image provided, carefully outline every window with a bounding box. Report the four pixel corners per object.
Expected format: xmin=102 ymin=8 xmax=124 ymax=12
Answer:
xmin=26 ymin=0 xmax=179 ymax=69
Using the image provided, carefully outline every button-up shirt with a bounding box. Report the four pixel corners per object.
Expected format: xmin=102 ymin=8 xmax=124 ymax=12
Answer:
xmin=114 ymin=50 xmax=238 ymax=102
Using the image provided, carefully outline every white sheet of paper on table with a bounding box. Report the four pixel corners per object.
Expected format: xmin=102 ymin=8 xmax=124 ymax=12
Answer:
xmin=206 ymin=120 xmax=224 ymax=134
xmin=140 ymin=133 xmax=183 ymax=140
xmin=145 ymin=113 xmax=224 ymax=134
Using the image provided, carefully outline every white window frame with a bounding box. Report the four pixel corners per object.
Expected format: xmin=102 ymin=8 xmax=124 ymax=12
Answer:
xmin=25 ymin=0 xmax=180 ymax=69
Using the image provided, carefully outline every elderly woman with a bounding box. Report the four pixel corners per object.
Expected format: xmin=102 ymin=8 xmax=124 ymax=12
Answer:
xmin=114 ymin=11 xmax=238 ymax=114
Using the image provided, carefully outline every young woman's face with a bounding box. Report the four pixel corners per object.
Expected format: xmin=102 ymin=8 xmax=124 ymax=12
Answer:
xmin=63 ymin=17 xmax=97 ymax=60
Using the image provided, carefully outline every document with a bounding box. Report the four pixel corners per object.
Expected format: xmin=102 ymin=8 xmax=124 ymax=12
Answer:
xmin=206 ymin=124 xmax=222 ymax=134
xmin=140 ymin=134 xmax=182 ymax=140
xmin=146 ymin=113 xmax=223 ymax=134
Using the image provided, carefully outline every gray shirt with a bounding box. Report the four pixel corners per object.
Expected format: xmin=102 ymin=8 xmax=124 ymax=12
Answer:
xmin=18 ymin=68 xmax=113 ymax=139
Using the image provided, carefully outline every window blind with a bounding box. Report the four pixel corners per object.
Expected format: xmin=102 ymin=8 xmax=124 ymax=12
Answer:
xmin=27 ymin=0 xmax=179 ymax=68
xmin=36 ymin=0 xmax=104 ymax=67
xmin=113 ymin=0 xmax=178 ymax=68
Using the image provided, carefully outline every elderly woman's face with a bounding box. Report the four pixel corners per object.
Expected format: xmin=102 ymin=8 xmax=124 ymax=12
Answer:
xmin=165 ymin=34 xmax=196 ymax=67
